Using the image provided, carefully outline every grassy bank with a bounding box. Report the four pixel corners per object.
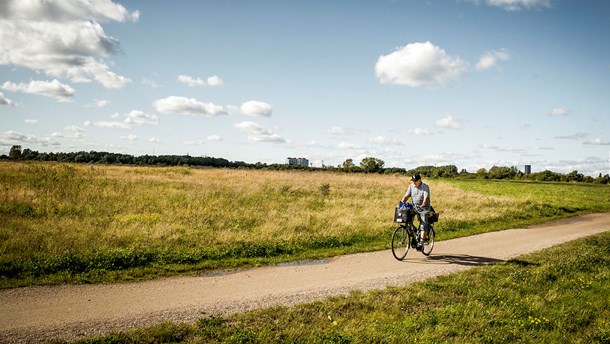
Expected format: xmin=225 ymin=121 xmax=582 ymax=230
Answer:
xmin=71 ymin=230 xmax=610 ymax=343
xmin=1 ymin=162 xmax=609 ymax=288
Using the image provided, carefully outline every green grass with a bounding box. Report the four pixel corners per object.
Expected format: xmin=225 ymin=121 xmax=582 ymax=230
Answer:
xmin=68 ymin=231 xmax=610 ymax=343
xmin=1 ymin=162 xmax=610 ymax=288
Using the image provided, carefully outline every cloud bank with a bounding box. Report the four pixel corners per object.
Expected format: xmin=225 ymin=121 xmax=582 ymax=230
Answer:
xmin=0 ymin=0 xmax=138 ymax=89
xmin=2 ymin=80 xmax=75 ymax=102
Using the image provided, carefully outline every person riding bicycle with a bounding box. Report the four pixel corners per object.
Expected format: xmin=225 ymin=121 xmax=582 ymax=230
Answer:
xmin=400 ymin=173 xmax=431 ymax=250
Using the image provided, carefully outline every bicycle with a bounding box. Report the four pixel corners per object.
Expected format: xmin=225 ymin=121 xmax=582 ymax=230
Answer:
xmin=391 ymin=203 xmax=436 ymax=260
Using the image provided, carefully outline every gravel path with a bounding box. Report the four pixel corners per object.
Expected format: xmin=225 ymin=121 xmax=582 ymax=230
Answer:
xmin=1 ymin=213 xmax=609 ymax=343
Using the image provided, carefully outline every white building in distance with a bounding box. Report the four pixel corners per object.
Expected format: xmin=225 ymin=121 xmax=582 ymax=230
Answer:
xmin=287 ymin=157 xmax=309 ymax=167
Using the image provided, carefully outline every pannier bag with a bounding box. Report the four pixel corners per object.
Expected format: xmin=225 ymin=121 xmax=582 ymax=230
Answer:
xmin=429 ymin=206 xmax=439 ymax=223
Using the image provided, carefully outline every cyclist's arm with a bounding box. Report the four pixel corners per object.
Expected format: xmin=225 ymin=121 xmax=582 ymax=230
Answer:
xmin=401 ymin=185 xmax=412 ymax=203
xmin=420 ymin=195 xmax=428 ymax=208
xmin=420 ymin=186 xmax=430 ymax=208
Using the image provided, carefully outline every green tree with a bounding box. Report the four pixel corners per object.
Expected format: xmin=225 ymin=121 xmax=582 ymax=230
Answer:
xmin=342 ymin=158 xmax=354 ymax=171
xmin=488 ymin=166 xmax=518 ymax=180
xmin=565 ymin=170 xmax=584 ymax=182
xmin=360 ymin=157 xmax=385 ymax=173
xmin=9 ymin=145 xmax=21 ymax=159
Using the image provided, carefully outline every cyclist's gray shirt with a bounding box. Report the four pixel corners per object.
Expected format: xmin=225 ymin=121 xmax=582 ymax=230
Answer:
xmin=404 ymin=182 xmax=431 ymax=209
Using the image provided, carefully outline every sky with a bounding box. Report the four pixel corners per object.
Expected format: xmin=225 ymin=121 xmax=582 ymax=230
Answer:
xmin=1 ymin=0 xmax=609 ymax=176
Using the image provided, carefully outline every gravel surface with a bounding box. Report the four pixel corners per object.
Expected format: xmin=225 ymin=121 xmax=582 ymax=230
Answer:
xmin=1 ymin=213 xmax=609 ymax=343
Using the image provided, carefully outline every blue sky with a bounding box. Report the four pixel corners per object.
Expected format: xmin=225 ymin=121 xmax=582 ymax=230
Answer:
xmin=1 ymin=0 xmax=609 ymax=176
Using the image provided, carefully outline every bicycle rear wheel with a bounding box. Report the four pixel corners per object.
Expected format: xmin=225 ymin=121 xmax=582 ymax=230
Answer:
xmin=392 ymin=225 xmax=412 ymax=261
xmin=421 ymin=228 xmax=435 ymax=256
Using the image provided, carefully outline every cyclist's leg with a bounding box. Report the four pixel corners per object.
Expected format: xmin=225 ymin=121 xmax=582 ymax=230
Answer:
xmin=418 ymin=211 xmax=430 ymax=241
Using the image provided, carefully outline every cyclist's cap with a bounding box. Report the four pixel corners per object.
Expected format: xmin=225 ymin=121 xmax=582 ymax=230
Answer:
xmin=410 ymin=174 xmax=421 ymax=182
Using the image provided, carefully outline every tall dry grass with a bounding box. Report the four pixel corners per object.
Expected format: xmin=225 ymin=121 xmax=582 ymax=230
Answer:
xmin=1 ymin=161 xmax=608 ymax=285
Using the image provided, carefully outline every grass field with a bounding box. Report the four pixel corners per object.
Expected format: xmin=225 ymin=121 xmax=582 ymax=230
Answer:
xmin=1 ymin=161 xmax=610 ymax=288
xmin=71 ymin=230 xmax=610 ymax=343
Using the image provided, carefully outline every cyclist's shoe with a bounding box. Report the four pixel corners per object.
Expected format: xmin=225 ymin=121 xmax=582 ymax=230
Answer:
xmin=411 ymin=238 xmax=418 ymax=248
xmin=416 ymin=240 xmax=424 ymax=251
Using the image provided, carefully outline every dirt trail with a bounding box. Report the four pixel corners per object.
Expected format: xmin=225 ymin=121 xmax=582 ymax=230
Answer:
xmin=2 ymin=213 xmax=609 ymax=343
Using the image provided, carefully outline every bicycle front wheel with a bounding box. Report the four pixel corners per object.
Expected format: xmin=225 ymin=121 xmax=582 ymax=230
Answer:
xmin=392 ymin=225 xmax=412 ymax=261
xmin=421 ymin=228 xmax=435 ymax=256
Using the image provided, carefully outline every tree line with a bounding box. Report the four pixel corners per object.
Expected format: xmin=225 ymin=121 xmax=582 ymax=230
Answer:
xmin=3 ymin=146 xmax=609 ymax=184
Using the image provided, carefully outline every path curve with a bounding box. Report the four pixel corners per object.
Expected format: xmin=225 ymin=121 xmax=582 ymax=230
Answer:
xmin=2 ymin=213 xmax=609 ymax=343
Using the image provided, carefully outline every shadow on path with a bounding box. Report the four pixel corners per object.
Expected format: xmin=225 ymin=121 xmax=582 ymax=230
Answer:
xmin=427 ymin=254 xmax=505 ymax=267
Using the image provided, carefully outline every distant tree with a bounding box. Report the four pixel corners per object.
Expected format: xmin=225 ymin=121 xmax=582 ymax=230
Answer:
xmin=476 ymin=168 xmax=487 ymax=179
xmin=531 ymin=170 xmax=561 ymax=182
xmin=342 ymin=158 xmax=354 ymax=171
xmin=488 ymin=166 xmax=518 ymax=180
xmin=360 ymin=157 xmax=385 ymax=173
xmin=564 ymin=170 xmax=584 ymax=182
xmin=9 ymin=145 xmax=21 ymax=159
xmin=384 ymin=167 xmax=407 ymax=175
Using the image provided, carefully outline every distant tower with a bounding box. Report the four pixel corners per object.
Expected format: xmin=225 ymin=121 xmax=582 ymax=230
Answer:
xmin=524 ymin=165 xmax=531 ymax=175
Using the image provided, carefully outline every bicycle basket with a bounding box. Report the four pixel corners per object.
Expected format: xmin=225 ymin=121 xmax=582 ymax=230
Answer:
xmin=394 ymin=206 xmax=411 ymax=223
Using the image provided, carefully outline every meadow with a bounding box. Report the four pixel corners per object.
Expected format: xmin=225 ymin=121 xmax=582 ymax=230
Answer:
xmin=1 ymin=161 xmax=609 ymax=288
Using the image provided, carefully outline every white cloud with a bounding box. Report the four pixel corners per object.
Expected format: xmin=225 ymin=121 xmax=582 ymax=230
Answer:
xmin=207 ymin=135 xmax=222 ymax=142
xmin=25 ymin=119 xmax=38 ymax=124
xmin=0 ymin=0 xmax=139 ymax=22
xmin=240 ymin=101 xmax=273 ymax=117
xmin=124 ymin=110 xmax=158 ymax=126
xmin=547 ymin=107 xmax=570 ymax=117
xmin=178 ymin=75 xmax=205 ymax=87
xmin=85 ymin=120 xmax=130 ymax=129
xmin=368 ymin=136 xmax=403 ymax=145
xmin=0 ymin=92 xmax=14 ymax=107
xmin=583 ymin=138 xmax=610 ymax=146
xmin=95 ymin=99 xmax=110 ymax=107
xmin=480 ymin=143 xmax=526 ymax=153
xmin=0 ymin=0 xmax=136 ymax=88
xmin=142 ymin=78 xmax=162 ymax=88
xmin=555 ymin=132 xmax=588 ymax=140
xmin=375 ymin=41 xmax=470 ymax=88
xmin=338 ymin=142 xmax=359 ymax=149
xmin=154 ymin=96 xmax=227 ymax=116
xmin=1 ymin=130 xmax=60 ymax=146
xmin=84 ymin=110 xmax=157 ymax=129
xmin=481 ymin=0 xmax=552 ymax=11
xmin=476 ymin=49 xmax=510 ymax=70
xmin=2 ymin=80 xmax=75 ymax=102
xmin=434 ymin=115 xmax=464 ymax=129
xmin=149 ymin=137 xmax=159 ymax=143
xmin=233 ymin=121 xmax=286 ymax=143
xmin=206 ymin=75 xmax=224 ymax=87
xmin=65 ymin=125 xmax=85 ymax=133
xmin=121 ymin=134 xmax=138 ymax=141
xmin=328 ymin=126 xmax=345 ymax=135
xmin=64 ymin=125 xmax=85 ymax=138
xmin=409 ymin=128 xmax=431 ymax=135
xmin=178 ymin=74 xmax=224 ymax=87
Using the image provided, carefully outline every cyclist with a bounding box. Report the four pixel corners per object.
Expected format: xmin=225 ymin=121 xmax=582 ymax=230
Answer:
xmin=400 ymin=173 xmax=431 ymax=250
